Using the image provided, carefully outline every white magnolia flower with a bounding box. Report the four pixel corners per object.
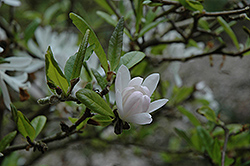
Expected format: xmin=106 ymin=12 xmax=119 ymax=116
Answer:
xmin=0 ymin=46 xmax=3 ymax=53
xmin=0 ymin=0 xmax=21 ymax=7
xmin=0 ymin=57 xmax=31 ymax=110
xmin=27 ymin=26 xmax=79 ymax=68
xmin=115 ymin=65 xmax=168 ymax=125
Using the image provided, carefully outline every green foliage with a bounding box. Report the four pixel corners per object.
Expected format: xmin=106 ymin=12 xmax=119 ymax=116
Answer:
xmin=108 ymin=17 xmax=124 ymax=71
xmin=179 ymin=0 xmax=203 ymax=12
xmin=177 ymin=106 xmax=200 ymax=127
xmin=76 ymin=89 xmax=114 ymax=117
xmin=70 ymin=29 xmax=90 ymax=80
xmin=69 ymin=12 xmax=109 ymax=73
xmin=217 ymin=16 xmax=239 ymax=49
xmin=117 ymin=51 xmax=145 ymax=70
xmin=17 ymin=111 xmax=36 ymax=141
xmin=45 ymin=46 xmax=69 ymax=94
xmin=31 ymin=116 xmax=47 ymax=138
xmin=0 ymin=131 xmax=17 ymax=152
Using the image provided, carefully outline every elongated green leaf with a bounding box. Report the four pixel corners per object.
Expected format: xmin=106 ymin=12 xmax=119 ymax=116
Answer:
xmin=10 ymin=104 xmax=18 ymax=124
xmin=174 ymin=128 xmax=193 ymax=147
xmin=84 ymin=44 xmax=95 ymax=61
xmin=45 ymin=46 xmax=69 ymax=94
xmin=177 ymin=106 xmax=200 ymax=127
xmin=96 ymin=11 xmax=132 ymax=39
xmin=197 ymin=106 xmax=216 ymax=123
xmin=179 ymin=0 xmax=203 ymax=12
xmin=217 ymin=16 xmax=239 ymax=49
xmin=116 ymin=51 xmax=145 ymax=71
xmin=69 ymin=13 xmax=108 ymax=73
xmin=94 ymin=0 xmax=114 ymax=14
xmin=68 ymin=117 xmax=88 ymax=131
xmin=138 ymin=19 xmax=166 ymax=38
xmin=71 ymin=29 xmax=90 ymax=80
xmin=135 ymin=0 xmax=143 ymax=33
xmin=17 ymin=111 xmax=36 ymax=141
xmin=76 ymin=89 xmax=114 ymax=117
xmin=196 ymin=126 xmax=213 ymax=155
xmin=64 ymin=53 xmax=77 ymax=82
xmin=0 ymin=131 xmax=17 ymax=152
xmin=108 ymin=17 xmax=124 ymax=71
xmin=91 ymin=68 xmax=110 ymax=104
xmin=91 ymin=114 xmax=113 ymax=126
xmin=211 ymin=138 xmax=221 ymax=164
xmin=31 ymin=116 xmax=47 ymax=138
xmin=24 ymin=18 xmax=41 ymax=43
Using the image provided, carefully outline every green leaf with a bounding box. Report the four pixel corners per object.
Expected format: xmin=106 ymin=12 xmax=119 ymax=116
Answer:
xmin=0 ymin=131 xmax=17 ymax=152
xmin=68 ymin=117 xmax=88 ymax=131
xmin=71 ymin=29 xmax=90 ymax=80
xmin=197 ymin=106 xmax=217 ymax=123
xmin=31 ymin=116 xmax=47 ymax=138
xmin=108 ymin=17 xmax=124 ymax=71
xmin=91 ymin=114 xmax=113 ymax=126
xmin=84 ymin=44 xmax=95 ymax=61
xmin=116 ymin=51 xmax=145 ymax=71
xmin=45 ymin=46 xmax=69 ymax=94
xmin=177 ymin=106 xmax=200 ymax=127
xmin=94 ymin=0 xmax=114 ymax=14
xmin=135 ymin=0 xmax=143 ymax=33
xmin=64 ymin=53 xmax=77 ymax=83
xmin=10 ymin=104 xmax=18 ymax=124
xmin=44 ymin=3 xmax=61 ymax=24
xmin=76 ymin=89 xmax=114 ymax=117
xmin=196 ymin=126 xmax=214 ymax=155
xmin=96 ymin=11 xmax=132 ymax=39
xmin=138 ymin=19 xmax=166 ymax=38
xmin=91 ymin=68 xmax=110 ymax=104
xmin=179 ymin=0 xmax=203 ymax=12
xmin=24 ymin=18 xmax=41 ymax=43
xmin=171 ymin=86 xmax=194 ymax=105
xmin=174 ymin=128 xmax=193 ymax=147
xmin=217 ymin=16 xmax=239 ymax=49
xmin=69 ymin=12 xmax=108 ymax=73
xmin=211 ymin=138 xmax=221 ymax=164
xmin=17 ymin=111 xmax=36 ymax=141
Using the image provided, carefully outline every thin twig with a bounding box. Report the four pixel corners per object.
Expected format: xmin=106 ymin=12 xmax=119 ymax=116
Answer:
xmin=202 ymin=6 xmax=250 ymax=17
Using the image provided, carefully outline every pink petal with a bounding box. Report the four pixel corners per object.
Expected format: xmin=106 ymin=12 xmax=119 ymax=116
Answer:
xmin=142 ymin=73 xmax=159 ymax=96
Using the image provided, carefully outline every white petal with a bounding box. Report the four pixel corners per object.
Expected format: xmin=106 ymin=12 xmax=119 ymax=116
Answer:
xmin=147 ymin=99 xmax=168 ymax=113
xmin=24 ymin=59 xmax=44 ymax=73
xmin=27 ymin=40 xmax=44 ymax=58
xmin=115 ymin=90 xmax=124 ymax=118
xmin=128 ymin=77 xmax=143 ymax=87
xmin=142 ymin=73 xmax=159 ymax=96
xmin=0 ymin=47 xmax=3 ymax=53
xmin=0 ymin=77 xmax=11 ymax=110
xmin=125 ymin=113 xmax=152 ymax=125
xmin=3 ymin=0 xmax=21 ymax=6
xmin=115 ymin=65 xmax=130 ymax=92
xmin=1 ymin=57 xmax=32 ymax=71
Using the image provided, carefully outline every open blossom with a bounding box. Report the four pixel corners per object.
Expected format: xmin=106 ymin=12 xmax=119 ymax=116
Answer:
xmin=0 ymin=57 xmax=31 ymax=110
xmin=115 ymin=65 xmax=168 ymax=125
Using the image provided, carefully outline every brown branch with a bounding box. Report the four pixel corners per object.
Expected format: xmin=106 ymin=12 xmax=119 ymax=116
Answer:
xmin=140 ymin=39 xmax=184 ymax=51
xmin=146 ymin=44 xmax=250 ymax=63
xmin=202 ymin=6 xmax=250 ymax=17
xmin=151 ymin=0 xmax=179 ymax=5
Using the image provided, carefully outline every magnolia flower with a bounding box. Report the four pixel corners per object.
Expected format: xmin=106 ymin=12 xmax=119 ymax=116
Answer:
xmin=115 ymin=65 xmax=168 ymax=125
xmin=0 ymin=0 xmax=21 ymax=7
xmin=0 ymin=57 xmax=32 ymax=110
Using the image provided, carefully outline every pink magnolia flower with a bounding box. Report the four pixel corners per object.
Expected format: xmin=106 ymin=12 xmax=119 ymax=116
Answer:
xmin=115 ymin=65 xmax=168 ymax=125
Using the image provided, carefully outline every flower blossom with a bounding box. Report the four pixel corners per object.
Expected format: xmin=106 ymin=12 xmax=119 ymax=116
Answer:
xmin=115 ymin=65 xmax=168 ymax=125
xmin=0 ymin=56 xmax=32 ymax=110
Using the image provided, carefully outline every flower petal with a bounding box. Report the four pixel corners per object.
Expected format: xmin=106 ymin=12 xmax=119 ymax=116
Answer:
xmin=147 ymin=99 xmax=168 ymax=113
xmin=142 ymin=73 xmax=159 ymax=96
xmin=116 ymin=90 xmax=124 ymax=118
xmin=128 ymin=77 xmax=143 ymax=87
xmin=115 ymin=65 xmax=130 ymax=92
xmin=123 ymin=91 xmax=143 ymax=117
xmin=125 ymin=113 xmax=152 ymax=125
xmin=0 ymin=77 xmax=11 ymax=110
xmin=0 ymin=57 xmax=32 ymax=71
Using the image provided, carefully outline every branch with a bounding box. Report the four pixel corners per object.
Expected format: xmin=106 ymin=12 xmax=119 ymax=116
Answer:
xmin=202 ymin=6 xmax=250 ymax=17
xmin=146 ymin=45 xmax=250 ymax=63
